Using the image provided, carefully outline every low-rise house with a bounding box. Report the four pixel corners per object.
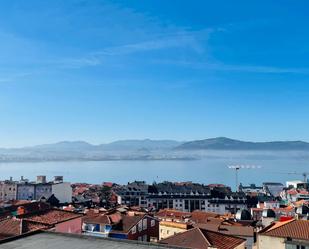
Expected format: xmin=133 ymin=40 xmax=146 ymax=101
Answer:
xmin=155 ymin=209 xmax=191 ymax=222
xmin=159 ymin=221 xmax=192 ymax=240
xmin=282 ymin=188 xmax=309 ymax=203
xmin=19 ymin=209 xmax=83 ymax=234
xmin=160 ymin=227 xmax=246 ymax=249
xmin=195 ymin=218 xmax=255 ymax=249
xmin=258 ymin=219 xmax=309 ymax=249
xmin=83 ymin=210 xmax=159 ymax=242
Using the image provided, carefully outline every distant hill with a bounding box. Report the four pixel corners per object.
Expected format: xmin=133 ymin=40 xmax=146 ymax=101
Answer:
xmin=176 ymin=137 xmax=309 ymax=150
xmin=1 ymin=137 xmax=309 ymax=162
xmin=100 ymin=139 xmax=182 ymax=151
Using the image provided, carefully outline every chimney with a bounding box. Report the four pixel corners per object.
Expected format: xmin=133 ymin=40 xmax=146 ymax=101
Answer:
xmin=20 ymin=176 xmax=24 ymax=181
xmin=9 ymin=176 xmax=13 ymax=182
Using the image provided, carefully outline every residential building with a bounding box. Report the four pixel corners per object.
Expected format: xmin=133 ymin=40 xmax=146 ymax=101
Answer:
xmin=159 ymin=221 xmax=192 ymax=240
xmin=19 ymin=208 xmax=83 ymax=234
xmin=115 ymin=181 xmax=148 ymax=207
xmin=11 ymin=176 xmax=72 ymax=203
xmin=159 ymin=227 xmax=246 ymax=249
xmin=83 ymin=209 xmax=159 ymax=242
xmin=263 ymin=182 xmax=284 ymax=197
xmin=0 ymin=179 xmax=17 ymax=201
xmin=147 ymin=182 xmax=246 ymax=214
xmin=258 ymin=219 xmax=309 ymax=249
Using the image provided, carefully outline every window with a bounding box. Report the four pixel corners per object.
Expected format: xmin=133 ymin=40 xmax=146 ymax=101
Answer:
xmin=151 ymin=219 xmax=155 ymax=227
xmin=138 ymin=221 xmax=143 ymax=232
xmin=296 ymin=246 xmax=305 ymax=249
xmin=131 ymin=225 xmax=136 ymax=234
xmin=143 ymin=218 xmax=147 ymax=230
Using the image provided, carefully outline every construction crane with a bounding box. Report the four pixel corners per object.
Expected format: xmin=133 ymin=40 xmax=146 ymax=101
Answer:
xmin=272 ymin=171 xmax=309 ymax=182
xmin=228 ymin=165 xmax=262 ymax=191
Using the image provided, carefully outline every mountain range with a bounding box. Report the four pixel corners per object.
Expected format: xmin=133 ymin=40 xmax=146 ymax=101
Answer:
xmin=1 ymin=137 xmax=309 ymax=162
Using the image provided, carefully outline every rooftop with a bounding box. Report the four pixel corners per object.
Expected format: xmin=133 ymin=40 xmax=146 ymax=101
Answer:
xmin=0 ymin=231 xmax=180 ymax=249
xmin=259 ymin=219 xmax=309 ymax=241
xmin=20 ymin=209 xmax=82 ymax=225
xmin=0 ymin=218 xmax=48 ymax=240
xmin=160 ymin=227 xmax=245 ymax=249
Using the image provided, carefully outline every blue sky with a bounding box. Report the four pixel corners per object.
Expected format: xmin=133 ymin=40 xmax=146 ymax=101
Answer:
xmin=1 ymin=0 xmax=309 ymax=147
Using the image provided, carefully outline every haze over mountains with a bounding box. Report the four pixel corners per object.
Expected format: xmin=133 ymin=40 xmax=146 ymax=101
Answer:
xmin=1 ymin=137 xmax=309 ymax=162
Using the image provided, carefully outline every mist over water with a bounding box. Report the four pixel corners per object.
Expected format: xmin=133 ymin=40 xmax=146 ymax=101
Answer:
xmin=1 ymin=150 xmax=309 ymax=190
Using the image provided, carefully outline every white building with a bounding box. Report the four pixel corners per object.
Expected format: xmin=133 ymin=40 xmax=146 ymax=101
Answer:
xmin=52 ymin=182 xmax=72 ymax=203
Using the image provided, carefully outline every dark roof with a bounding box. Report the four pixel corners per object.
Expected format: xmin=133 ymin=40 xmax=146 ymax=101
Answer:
xmin=259 ymin=220 xmax=309 ymax=241
xmin=0 ymin=231 xmax=181 ymax=248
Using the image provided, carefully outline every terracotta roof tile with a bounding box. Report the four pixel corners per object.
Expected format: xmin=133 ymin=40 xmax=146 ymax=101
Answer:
xmin=160 ymin=227 xmax=245 ymax=249
xmin=21 ymin=209 xmax=82 ymax=225
xmin=191 ymin=211 xmax=220 ymax=223
xmin=260 ymin=219 xmax=309 ymax=240
xmin=0 ymin=218 xmax=49 ymax=240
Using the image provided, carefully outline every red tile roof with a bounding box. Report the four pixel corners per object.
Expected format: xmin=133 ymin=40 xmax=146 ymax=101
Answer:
xmin=156 ymin=209 xmax=191 ymax=221
xmin=191 ymin=211 xmax=220 ymax=223
xmin=160 ymin=227 xmax=245 ymax=249
xmin=0 ymin=218 xmax=49 ymax=240
xmin=259 ymin=219 xmax=309 ymax=240
xmin=21 ymin=209 xmax=82 ymax=226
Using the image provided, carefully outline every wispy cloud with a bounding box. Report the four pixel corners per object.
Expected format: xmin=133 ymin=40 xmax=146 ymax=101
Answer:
xmin=151 ymin=58 xmax=309 ymax=75
xmin=54 ymin=29 xmax=213 ymax=69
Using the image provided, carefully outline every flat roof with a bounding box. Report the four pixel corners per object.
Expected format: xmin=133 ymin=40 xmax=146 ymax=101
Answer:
xmin=0 ymin=231 xmax=184 ymax=249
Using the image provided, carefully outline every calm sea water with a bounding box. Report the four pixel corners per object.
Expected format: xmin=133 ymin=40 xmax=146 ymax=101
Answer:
xmin=1 ymin=157 xmax=309 ymax=189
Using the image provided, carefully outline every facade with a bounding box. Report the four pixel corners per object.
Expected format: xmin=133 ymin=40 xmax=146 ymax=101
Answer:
xmin=52 ymin=182 xmax=72 ymax=203
xmin=115 ymin=181 xmax=248 ymax=214
xmin=115 ymin=181 xmax=148 ymax=207
xmin=0 ymin=176 xmax=72 ymax=203
xmin=17 ymin=182 xmax=35 ymax=200
xmin=35 ymin=183 xmax=52 ymax=200
xmin=83 ymin=211 xmax=159 ymax=242
xmin=159 ymin=221 xmax=190 ymax=240
xmin=148 ymin=193 xmax=247 ymax=214
xmin=0 ymin=180 xmax=17 ymax=201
